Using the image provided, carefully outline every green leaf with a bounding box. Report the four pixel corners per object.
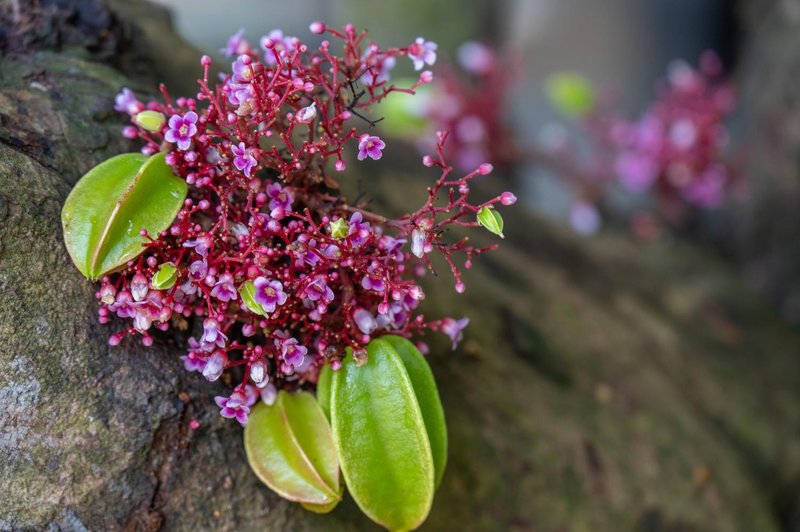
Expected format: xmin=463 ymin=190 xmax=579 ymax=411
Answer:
xmin=244 ymin=390 xmax=342 ymax=510
xmin=61 ymin=152 xmax=187 ymax=280
xmin=383 ymin=336 xmax=448 ymax=489
xmin=545 ymin=72 xmax=596 ymax=118
xmin=331 ymin=338 xmax=434 ymax=531
xmin=477 ymin=206 xmax=504 ymax=238
xmin=317 ymin=364 xmax=333 ymax=421
xmin=151 ymin=262 xmax=178 ymax=290
xmin=239 ymin=280 xmax=266 ymax=315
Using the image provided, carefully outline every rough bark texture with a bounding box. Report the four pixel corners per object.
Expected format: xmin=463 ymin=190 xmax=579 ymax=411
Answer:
xmin=1 ymin=1 xmax=799 ymax=531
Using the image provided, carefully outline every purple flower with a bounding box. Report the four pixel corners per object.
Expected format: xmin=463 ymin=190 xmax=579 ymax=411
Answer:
xmin=114 ymin=88 xmax=143 ymax=115
xmin=302 ymin=275 xmax=334 ymax=303
xmin=231 ymin=55 xmax=255 ymax=84
xmin=353 ymin=308 xmax=378 ymax=335
xmin=441 ymin=317 xmax=469 ymax=350
xmin=164 ymin=111 xmax=198 ymax=151
xmin=260 ymin=29 xmax=296 ymax=66
xmin=188 ymin=259 xmax=208 ymax=281
xmin=683 ymin=165 xmax=727 ymax=208
xmin=279 ymin=337 xmax=307 ymax=367
xmin=357 ymin=134 xmax=386 ymax=161
xmin=266 ymin=182 xmax=293 ymax=215
xmin=232 ymin=142 xmax=257 ymax=177
xmin=181 ymin=350 xmax=207 ymax=372
xmin=320 ymin=243 xmax=342 ymax=260
xmin=203 ymin=350 xmax=227 ymax=381
xmin=201 ymin=318 xmax=227 ymax=351
xmin=253 ymin=277 xmax=288 ymax=313
xmin=210 ymin=273 xmax=237 ymax=301
xmin=615 ymin=151 xmax=658 ymax=193
xmin=346 ymin=212 xmax=372 ymax=247
xmin=215 ymin=390 xmax=250 ymax=425
xmin=378 ymin=235 xmax=406 ymax=262
xmin=221 ymin=28 xmax=247 ymax=57
xmin=361 ymin=264 xmax=386 ymax=293
xmin=183 ymin=234 xmax=212 ymax=257
xmin=408 ymin=37 xmax=437 ymax=71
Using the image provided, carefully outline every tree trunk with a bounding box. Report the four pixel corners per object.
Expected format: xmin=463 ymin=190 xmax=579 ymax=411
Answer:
xmin=1 ymin=1 xmax=798 ymax=530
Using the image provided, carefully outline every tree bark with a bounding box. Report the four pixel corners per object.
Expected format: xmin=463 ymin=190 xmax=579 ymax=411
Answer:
xmin=0 ymin=1 xmax=798 ymax=530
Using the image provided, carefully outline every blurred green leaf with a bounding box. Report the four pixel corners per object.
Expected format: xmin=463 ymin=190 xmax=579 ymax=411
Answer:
xmin=546 ymin=72 xmax=596 ymax=118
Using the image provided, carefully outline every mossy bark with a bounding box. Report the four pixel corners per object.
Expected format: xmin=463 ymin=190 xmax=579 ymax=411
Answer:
xmin=0 ymin=1 xmax=798 ymax=530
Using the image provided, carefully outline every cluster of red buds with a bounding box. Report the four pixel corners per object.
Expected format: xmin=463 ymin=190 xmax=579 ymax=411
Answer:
xmin=100 ymin=23 xmax=515 ymax=424
xmin=541 ymin=51 xmax=739 ymax=235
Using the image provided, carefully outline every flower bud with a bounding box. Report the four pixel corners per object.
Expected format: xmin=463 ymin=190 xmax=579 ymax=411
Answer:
xmin=130 ymin=273 xmax=149 ymax=302
xmin=151 ymin=262 xmax=179 ymax=290
xmin=477 ymin=206 xmax=504 ymax=238
xmin=134 ymin=110 xmax=166 ymax=132
xmin=250 ymin=359 xmax=268 ymax=386
xmin=309 ymin=21 xmax=326 ymax=34
xmin=478 ymin=163 xmax=493 ymax=175
xmin=295 ymin=102 xmax=317 ymax=124
xmin=500 ymin=192 xmax=518 ymax=206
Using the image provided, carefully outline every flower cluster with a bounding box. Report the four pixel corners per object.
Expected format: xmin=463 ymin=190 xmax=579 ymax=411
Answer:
xmin=102 ymin=23 xmax=514 ymax=424
xmin=541 ymin=51 xmax=738 ymax=235
xmin=383 ymin=41 xmax=518 ymax=172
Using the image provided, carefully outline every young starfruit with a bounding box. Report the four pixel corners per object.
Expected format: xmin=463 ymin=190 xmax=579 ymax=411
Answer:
xmin=330 ymin=336 xmax=447 ymax=531
xmin=61 ymin=152 xmax=187 ymax=280
xmin=244 ymin=390 xmax=342 ymax=513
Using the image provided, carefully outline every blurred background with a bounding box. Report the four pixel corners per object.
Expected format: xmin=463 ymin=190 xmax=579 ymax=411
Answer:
xmin=4 ymin=1 xmax=800 ymax=530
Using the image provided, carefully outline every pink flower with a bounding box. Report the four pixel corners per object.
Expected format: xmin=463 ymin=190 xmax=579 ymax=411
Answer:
xmin=215 ymin=390 xmax=251 ymax=425
xmin=232 ymin=142 xmax=257 ymax=177
xmin=221 ymin=28 xmax=247 ymax=58
xmin=266 ymin=182 xmax=293 ymax=216
xmin=346 ymin=212 xmax=372 ymax=247
xmin=408 ymin=37 xmax=437 ymax=71
xmin=114 ymin=88 xmax=143 ymax=115
xmin=164 ymin=111 xmax=198 ymax=151
xmin=253 ymin=277 xmax=288 ymax=313
xmin=357 ymin=134 xmax=385 ymax=161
